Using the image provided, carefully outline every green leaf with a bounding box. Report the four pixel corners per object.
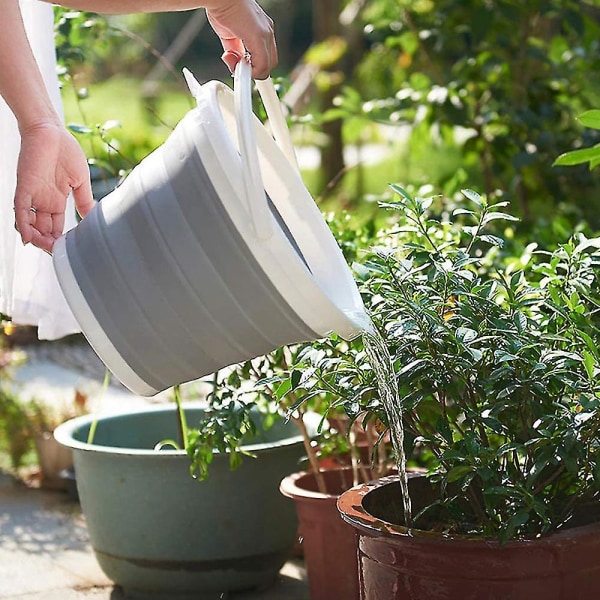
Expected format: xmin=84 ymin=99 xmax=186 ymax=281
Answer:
xmin=482 ymin=485 xmax=511 ymax=498
xmin=593 ymin=463 xmax=600 ymax=488
xmin=101 ymin=119 xmax=121 ymax=130
xmin=506 ymin=509 xmax=530 ymax=531
xmin=352 ymin=262 xmax=370 ymax=281
xmin=480 ymin=234 xmax=504 ymax=247
xmin=291 ymin=369 xmax=302 ymax=390
xmin=397 ymin=358 xmax=428 ymax=377
xmin=578 ymin=110 xmax=600 ymax=130
xmin=578 ymin=331 xmax=598 ymax=355
xmin=418 ymin=196 xmax=434 ymax=211
xmin=461 ymin=189 xmax=484 ymax=207
xmin=389 ymin=183 xmax=413 ymax=202
xmin=467 ymin=347 xmax=483 ymax=362
xmin=494 ymin=350 xmax=519 ymax=362
xmin=67 ymin=123 xmax=93 ymax=134
xmin=583 ymin=351 xmax=595 ymax=380
xmin=482 ymin=211 xmax=520 ymax=224
xmin=456 ymin=327 xmax=477 ymax=344
xmin=446 ymin=465 xmax=475 ymax=483
xmin=436 ymin=417 xmax=453 ymax=444
xmin=554 ymin=146 xmax=600 ymax=167
xmin=452 ymin=208 xmax=477 ymax=217
xmin=275 ymin=378 xmax=291 ymax=400
xmin=513 ymin=312 xmax=527 ymax=332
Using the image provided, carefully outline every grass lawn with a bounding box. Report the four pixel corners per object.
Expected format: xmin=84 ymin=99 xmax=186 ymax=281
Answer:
xmin=61 ymin=75 xmax=194 ymax=164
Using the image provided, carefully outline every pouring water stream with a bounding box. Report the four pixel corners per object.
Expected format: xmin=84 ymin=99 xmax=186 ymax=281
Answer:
xmin=348 ymin=311 xmax=413 ymax=528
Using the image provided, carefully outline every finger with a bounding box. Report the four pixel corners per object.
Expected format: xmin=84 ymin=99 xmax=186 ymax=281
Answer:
xmin=247 ymin=15 xmax=277 ymax=79
xmin=28 ymin=228 xmax=54 ymax=254
xmin=222 ymin=49 xmax=243 ymax=74
xmin=14 ymin=193 xmax=35 ymax=245
xmin=51 ymin=211 xmax=66 ymax=240
xmin=220 ymin=37 xmax=246 ymax=60
xmin=245 ymin=34 xmax=278 ymax=80
xmin=72 ymin=180 xmax=95 ymax=220
xmin=35 ymin=211 xmax=53 ymax=237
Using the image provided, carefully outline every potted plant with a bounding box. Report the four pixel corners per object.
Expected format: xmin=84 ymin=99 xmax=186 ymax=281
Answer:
xmin=279 ymin=412 xmax=393 ymax=600
xmin=54 ymin=365 xmax=316 ymax=597
xmin=25 ymin=390 xmax=88 ymax=490
xmin=0 ymin=343 xmax=29 ymax=472
xmin=0 ymin=387 xmax=33 ymax=473
xmin=289 ymin=185 xmax=600 ymax=598
xmin=264 ymin=338 xmax=393 ymax=600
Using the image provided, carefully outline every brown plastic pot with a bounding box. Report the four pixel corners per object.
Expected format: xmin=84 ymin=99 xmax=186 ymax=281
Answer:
xmin=338 ymin=474 xmax=600 ymax=600
xmin=280 ymin=468 xmax=363 ymax=600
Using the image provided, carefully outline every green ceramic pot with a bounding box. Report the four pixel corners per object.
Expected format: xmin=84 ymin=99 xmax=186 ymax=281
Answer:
xmin=55 ymin=404 xmax=306 ymax=596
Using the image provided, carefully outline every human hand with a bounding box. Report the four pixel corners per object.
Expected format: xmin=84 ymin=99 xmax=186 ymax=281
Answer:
xmin=14 ymin=121 xmax=94 ymax=253
xmin=206 ymin=0 xmax=277 ymax=79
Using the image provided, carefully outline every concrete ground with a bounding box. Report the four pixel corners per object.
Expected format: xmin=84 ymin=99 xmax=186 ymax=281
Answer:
xmin=0 ymin=337 xmax=309 ymax=600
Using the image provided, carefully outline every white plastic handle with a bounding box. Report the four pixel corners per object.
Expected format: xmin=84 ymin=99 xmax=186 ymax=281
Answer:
xmin=255 ymin=79 xmax=299 ymax=172
xmin=233 ymin=59 xmax=299 ymax=241
xmin=234 ymin=59 xmax=272 ymax=240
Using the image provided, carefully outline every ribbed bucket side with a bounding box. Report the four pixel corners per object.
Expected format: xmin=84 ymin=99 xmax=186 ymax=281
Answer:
xmin=63 ymin=112 xmax=318 ymax=395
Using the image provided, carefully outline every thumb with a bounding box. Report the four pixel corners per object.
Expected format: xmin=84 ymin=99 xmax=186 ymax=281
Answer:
xmin=72 ymin=180 xmax=95 ymax=220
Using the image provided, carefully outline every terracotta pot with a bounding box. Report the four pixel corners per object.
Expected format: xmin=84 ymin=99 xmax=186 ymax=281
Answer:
xmin=338 ymin=474 xmax=600 ymax=600
xmin=280 ymin=468 xmax=363 ymax=600
xmin=34 ymin=432 xmax=73 ymax=490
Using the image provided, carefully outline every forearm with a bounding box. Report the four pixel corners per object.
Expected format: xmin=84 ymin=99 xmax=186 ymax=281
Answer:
xmin=43 ymin=0 xmax=278 ymax=79
xmin=1 ymin=1 xmax=61 ymax=131
xmin=40 ymin=0 xmax=228 ymax=14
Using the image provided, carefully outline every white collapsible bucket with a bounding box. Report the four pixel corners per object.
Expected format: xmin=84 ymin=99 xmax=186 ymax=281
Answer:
xmin=53 ymin=60 xmax=368 ymax=396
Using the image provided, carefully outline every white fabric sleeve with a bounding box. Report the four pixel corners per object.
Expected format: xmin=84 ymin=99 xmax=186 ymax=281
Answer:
xmin=0 ymin=0 xmax=81 ymax=340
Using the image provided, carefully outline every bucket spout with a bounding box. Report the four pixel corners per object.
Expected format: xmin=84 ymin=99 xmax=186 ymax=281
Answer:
xmin=339 ymin=308 xmax=376 ymax=339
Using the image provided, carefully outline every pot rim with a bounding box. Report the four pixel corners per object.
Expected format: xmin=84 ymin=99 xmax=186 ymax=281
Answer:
xmin=337 ymin=474 xmax=600 ymax=546
xmin=280 ymin=467 xmax=359 ymax=502
xmin=54 ymin=403 xmax=309 ymax=456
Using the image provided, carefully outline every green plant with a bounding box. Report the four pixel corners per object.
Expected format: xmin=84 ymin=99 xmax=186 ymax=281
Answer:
xmin=0 ymin=388 xmax=33 ymax=470
xmin=0 ymin=344 xmax=32 ymax=470
xmin=25 ymin=391 xmax=89 ymax=437
xmin=555 ymin=109 xmax=600 ymax=170
xmin=287 ymin=184 xmax=600 ymax=542
xmin=159 ymin=354 xmax=289 ymax=481
xmin=179 ymin=336 xmax=392 ymax=492
xmin=337 ymin=0 xmax=600 ymax=226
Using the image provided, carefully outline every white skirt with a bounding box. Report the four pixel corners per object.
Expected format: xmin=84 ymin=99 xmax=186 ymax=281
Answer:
xmin=0 ymin=0 xmax=80 ymax=340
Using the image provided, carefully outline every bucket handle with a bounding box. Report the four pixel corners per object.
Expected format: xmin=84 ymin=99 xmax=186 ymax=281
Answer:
xmin=234 ymin=59 xmax=299 ymax=240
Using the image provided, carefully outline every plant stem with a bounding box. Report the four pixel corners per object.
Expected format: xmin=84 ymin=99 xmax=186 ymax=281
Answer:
xmin=87 ymin=369 xmax=110 ymax=445
xmin=292 ymin=413 xmax=328 ymax=494
xmin=174 ymin=385 xmax=188 ymax=450
xmin=533 ymin=463 xmax=565 ymax=496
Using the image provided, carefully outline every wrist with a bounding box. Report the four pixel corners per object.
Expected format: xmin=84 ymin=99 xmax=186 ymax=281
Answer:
xmin=16 ymin=105 xmax=61 ymax=135
xmin=17 ymin=114 xmax=64 ymax=138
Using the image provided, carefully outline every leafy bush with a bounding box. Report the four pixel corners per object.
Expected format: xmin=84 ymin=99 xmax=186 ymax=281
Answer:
xmin=287 ymin=185 xmax=600 ymax=541
xmin=340 ymin=0 xmax=600 ymax=226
